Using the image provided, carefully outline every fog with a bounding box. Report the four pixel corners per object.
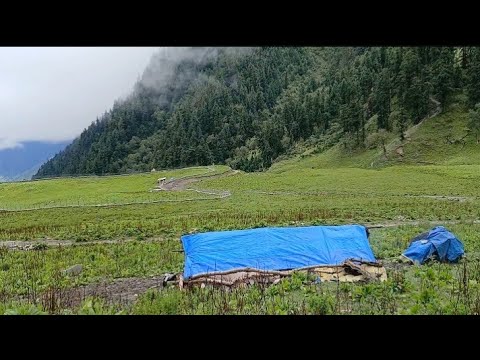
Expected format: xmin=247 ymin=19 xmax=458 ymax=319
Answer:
xmin=0 ymin=47 xmax=157 ymax=150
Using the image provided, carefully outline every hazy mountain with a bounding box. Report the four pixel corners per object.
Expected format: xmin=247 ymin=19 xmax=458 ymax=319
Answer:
xmin=0 ymin=141 xmax=69 ymax=181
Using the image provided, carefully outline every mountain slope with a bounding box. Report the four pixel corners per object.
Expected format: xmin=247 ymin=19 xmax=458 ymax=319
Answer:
xmin=35 ymin=47 xmax=480 ymax=178
xmin=270 ymin=102 xmax=480 ymax=174
xmin=0 ymin=141 xmax=69 ymax=181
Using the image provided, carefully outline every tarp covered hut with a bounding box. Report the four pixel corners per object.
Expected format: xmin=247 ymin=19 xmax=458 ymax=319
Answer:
xmin=181 ymin=224 xmax=386 ymax=287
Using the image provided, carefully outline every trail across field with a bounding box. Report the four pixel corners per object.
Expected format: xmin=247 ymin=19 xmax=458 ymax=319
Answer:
xmin=366 ymin=219 xmax=480 ymax=228
xmin=0 ymin=238 xmax=145 ymax=250
xmin=247 ymin=190 xmax=475 ymax=202
xmin=2 ymin=218 xmax=480 ymax=250
xmin=0 ymin=166 xmax=235 ymax=212
xmin=157 ymin=167 xmax=238 ymax=198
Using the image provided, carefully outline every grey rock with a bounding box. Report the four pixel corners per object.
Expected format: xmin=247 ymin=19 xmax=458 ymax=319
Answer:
xmin=63 ymin=264 xmax=83 ymax=276
xmin=164 ymin=273 xmax=176 ymax=282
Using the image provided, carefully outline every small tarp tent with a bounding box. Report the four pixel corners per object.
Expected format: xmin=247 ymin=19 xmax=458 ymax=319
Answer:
xmin=180 ymin=224 xmax=386 ymax=287
xmin=402 ymin=226 xmax=464 ymax=265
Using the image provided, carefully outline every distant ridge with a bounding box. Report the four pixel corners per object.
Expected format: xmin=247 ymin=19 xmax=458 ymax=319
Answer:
xmin=0 ymin=141 xmax=70 ymax=181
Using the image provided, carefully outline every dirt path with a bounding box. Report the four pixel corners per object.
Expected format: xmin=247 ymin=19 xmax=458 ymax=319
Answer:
xmin=248 ymin=190 xmax=476 ymax=202
xmin=366 ymin=219 xmax=480 ymax=229
xmin=3 ymin=217 xmax=480 ymax=251
xmin=158 ymin=169 xmax=239 ymax=191
xmin=0 ymin=192 xmax=227 ymax=213
xmin=404 ymin=96 xmax=442 ymax=138
xmin=153 ymin=168 xmax=239 ymax=199
xmin=0 ymin=168 xmax=239 ymax=213
xmin=405 ymin=195 xmax=473 ymax=202
xmin=63 ymin=276 xmax=166 ymax=308
xmin=370 ymin=96 xmax=443 ymax=168
xmin=0 ymin=238 xmax=163 ymax=250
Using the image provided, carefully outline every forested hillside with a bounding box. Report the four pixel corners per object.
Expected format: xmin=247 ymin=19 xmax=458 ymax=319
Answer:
xmin=35 ymin=47 xmax=480 ymax=177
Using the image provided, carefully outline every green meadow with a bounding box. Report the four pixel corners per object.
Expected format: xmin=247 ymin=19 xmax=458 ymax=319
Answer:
xmin=1 ymin=108 xmax=480 ymax=314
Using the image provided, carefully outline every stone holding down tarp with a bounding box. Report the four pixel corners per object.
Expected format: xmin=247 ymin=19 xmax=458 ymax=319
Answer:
xmin=181 ymin=224 xmax=387 ymax=287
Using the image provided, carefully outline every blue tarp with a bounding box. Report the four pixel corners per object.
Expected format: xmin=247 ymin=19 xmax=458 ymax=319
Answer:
xmin=181 ymin=225 xmax=376 ymax=279
xmin=403 ymin=226 xmax=464 ymax=265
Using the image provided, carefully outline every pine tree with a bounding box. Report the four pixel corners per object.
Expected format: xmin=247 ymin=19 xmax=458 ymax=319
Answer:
xmin=468 ymin=103 xmax=480 ymax=144
xmin=466 ymin=48 xmax=480 ymax=107
xmin=375 ymin=69 xmax=391 ymax=130
xmin=432 ymin=47 xmax=454 ymax=105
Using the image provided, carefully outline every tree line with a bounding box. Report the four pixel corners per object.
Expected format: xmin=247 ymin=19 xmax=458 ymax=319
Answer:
xmin=35 ymin=47 xmax=480 ymax=177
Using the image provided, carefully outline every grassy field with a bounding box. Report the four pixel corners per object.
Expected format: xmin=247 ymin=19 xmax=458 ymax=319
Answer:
xmin=0 ymin=166 xmax=230 ymax=211
xmin=1 ymin=107 xmax=480 ymax=314
xmin=1 ymin=164 xmax=478 ymax=242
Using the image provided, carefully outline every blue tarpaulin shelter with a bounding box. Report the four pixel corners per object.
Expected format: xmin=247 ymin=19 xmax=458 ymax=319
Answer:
xmin=181 ymin=224 xmax=377 ymax=279
xmin=402 ymin=226 xmax=464 ymax=264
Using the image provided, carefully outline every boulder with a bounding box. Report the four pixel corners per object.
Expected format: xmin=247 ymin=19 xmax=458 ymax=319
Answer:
xmin=63 ymin=264 xmax=83 ymax=276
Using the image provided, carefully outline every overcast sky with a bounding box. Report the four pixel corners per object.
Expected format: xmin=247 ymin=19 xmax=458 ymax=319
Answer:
xmin=0 ymin=47 xmax=158 ymax=150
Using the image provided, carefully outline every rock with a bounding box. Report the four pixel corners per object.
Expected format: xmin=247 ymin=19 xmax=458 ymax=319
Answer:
xmin=63 ymin=264 xmax=83 ymax=276
xmin=163 ymin=273 xmax=176 ymax=282
xmin=32 ymin=243 xmax=48 ymax=251
xmin=162 ymin=273 xmax=177 ymax=286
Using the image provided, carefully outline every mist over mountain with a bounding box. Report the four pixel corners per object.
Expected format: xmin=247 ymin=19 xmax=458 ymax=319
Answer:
xmin=35 ymin=47 xmax=480 ymax=177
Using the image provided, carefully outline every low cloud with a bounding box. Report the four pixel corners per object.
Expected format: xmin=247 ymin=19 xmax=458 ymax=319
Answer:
xmin=0 ymin=138 xmax=23 ymax=151
xmin=0 ymin=47 xmax=253 ymax=149
xmin=0 ymin=47 xmax=157 ymax=147
xmin=137 ymin=47 xmax=253 ymax=107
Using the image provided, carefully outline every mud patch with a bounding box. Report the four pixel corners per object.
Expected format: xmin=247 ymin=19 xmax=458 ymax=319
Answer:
xmin=62 ymin=276 xmax=166 ymax=309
